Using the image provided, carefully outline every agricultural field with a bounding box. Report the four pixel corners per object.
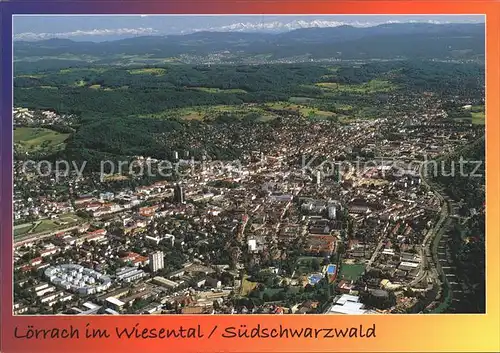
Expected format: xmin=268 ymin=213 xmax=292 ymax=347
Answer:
xmin=266 ymin=102 xmax=335 ymax=119
xmin=60 ymin=67 xmax=107 ymax=74
xmin=140 ymin=104 xmax=277 ymax=122
xmin=471 ymin=105 xmax=485 ymax=125
xmin=16 ymin=74 xmax=46 ymax=79
xmin=315 ymin=79 xmax=397 ymax=94
xmin=13 ymin=60 xmax=484 ymax=174
xmin=288 ymin=96 xmax=316 ymax=104
xmin=187 ymin=87 xmax=247 ymax=94
xmin=127 ymin=67 xmax=167 ymax=76
xmin=14 ymin=127 xmax=70 ymax=154
xmin=102 ymin=174 xmax=130 ymax=182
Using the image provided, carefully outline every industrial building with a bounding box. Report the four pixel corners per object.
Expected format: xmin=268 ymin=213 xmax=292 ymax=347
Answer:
xmin=325 ymin=294 xmax=373 ymax=315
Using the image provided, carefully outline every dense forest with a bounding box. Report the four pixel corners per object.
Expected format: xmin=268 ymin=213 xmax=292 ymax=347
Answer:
xmin=14 ymin=60 xmax=484 ymax=170
xmin=14 ymin=64 xmax=326 ymax=115
xmin=433 ymin=137 xmax=485 ymax=211
xmin=448 ymin=216 xmax=485 ymax=313
xmin=432 ymin=138 xmax=485 ymax=313
xmin=15 ymin=61 xmax=484 ymax=117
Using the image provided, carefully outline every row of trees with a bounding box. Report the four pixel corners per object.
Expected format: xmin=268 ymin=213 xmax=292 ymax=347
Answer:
xmin=433 ymin=138 xmax=485 ymax=313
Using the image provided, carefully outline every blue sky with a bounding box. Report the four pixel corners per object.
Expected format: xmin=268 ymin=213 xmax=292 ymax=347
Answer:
xmin=13 ymin=15 xmax=485 ymax=41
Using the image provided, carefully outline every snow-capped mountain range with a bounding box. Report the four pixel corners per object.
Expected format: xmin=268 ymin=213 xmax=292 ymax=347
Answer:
xmin=14 ymin=18 xmax=483 ymax=41
xmin=186 ymin=19 xmax=457 ymax=33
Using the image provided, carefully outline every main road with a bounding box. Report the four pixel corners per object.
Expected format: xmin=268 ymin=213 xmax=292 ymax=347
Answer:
xmin=410 ymin=161 xmax=451 ymax=287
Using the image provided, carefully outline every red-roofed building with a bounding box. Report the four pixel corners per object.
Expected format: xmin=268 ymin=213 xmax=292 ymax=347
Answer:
xmin=133 ymin=256 xmax=149 ymax=267
xmin=75 ymin=197 xmax=95 ymax=205
xmin=78 ymin=229 xmax=107 ymax=244
xmin=337 ymin=280 xmax=355 ymax=294
xmin=120 ymin=252 xmax=149 ymax=267
xmin=55 ymin=231 xmax=67 ymax=238
xmin=391 ymin=223 xmax=401 ymax=235
xmin=305 ymin=235 xmax=336 ymax=256
xmin=272 ymin=306 xmax=284 ymax=315
xmin=88 ymin=229 xmax=107 ymax=236
xmin=85 ymin=202 xmax=103 ymax=211
xmin=120 ymin=252 xmax=138 ymax=262
xmin=139 ymin=206 xmax=158 ymax=218
xmin=40 ymin=247 xmax=59 ymax=258
xmin=30 ymin=257 xmax=43 ymax=266
xmin=21 ymin=265 xmax=33 ymax=273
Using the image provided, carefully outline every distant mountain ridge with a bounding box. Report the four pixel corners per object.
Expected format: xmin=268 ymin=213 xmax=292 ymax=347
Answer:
xmin=14 ymin=23 xmax=485 ymax=64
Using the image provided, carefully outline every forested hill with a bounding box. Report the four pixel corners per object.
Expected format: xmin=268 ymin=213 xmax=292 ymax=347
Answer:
xmin=14 ymin=59 xmax=484 ymax=170
xmin=14 ymin=61 xmax=485 ymax=118
xmin=14 ymin=22 xmax=484 ymax=67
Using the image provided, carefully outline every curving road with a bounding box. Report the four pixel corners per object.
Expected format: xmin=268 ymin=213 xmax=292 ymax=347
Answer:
xmin=410 ymin=161 xmax=450 ymax=287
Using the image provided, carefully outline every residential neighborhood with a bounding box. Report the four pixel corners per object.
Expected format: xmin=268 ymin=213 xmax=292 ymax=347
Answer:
xmin=13 ymin=94 xmax=484 ymax=315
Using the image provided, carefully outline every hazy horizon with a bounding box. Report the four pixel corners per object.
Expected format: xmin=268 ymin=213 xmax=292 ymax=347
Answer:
xmin=14 ymin=15 xmax=485 ymax=42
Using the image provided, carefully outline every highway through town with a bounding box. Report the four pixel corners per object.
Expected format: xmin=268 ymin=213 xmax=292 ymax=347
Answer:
xmin=410 ymin=160 xmax=451 ymax=288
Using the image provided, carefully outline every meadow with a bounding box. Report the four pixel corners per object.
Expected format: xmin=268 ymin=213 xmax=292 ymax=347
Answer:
xmin=14 ymin=127 xmax=70 ymax=154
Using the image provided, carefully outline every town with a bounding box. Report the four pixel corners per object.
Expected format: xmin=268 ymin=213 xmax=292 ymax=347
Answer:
xmin=13 ymin=92 xmax=484 ymax=315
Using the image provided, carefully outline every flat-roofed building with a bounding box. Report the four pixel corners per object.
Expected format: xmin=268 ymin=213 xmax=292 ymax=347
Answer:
xmin=326 ymin=294 xmax=374 ymax=315
xmin=152 ymin=276 xmax=179 ymax=289
xmin=105 ymin=297 xmax=126 ymax=311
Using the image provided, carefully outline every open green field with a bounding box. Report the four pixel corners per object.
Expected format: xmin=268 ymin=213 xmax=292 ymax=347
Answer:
xmin=315 ymin=79 xmax=397 ymax=94
xmin=58 ymin=213 xmax=81 ymax=224
xmin=241 ymin=277 xmax=259 ymax=296
xmin=14 ymin=214 xmax=82 ymax=240
xmin=16 ymin=74 xmax=46 ymax=79
xmin=14 ymin=127 xmax=70 ymax=154
xmin=266 ymin=102 xmax=335 ymax=119
xmin=338 ymin=263 xmax=365 ymax=281
xmin=471 ymin=105 xmax=485 ymax=125
xmin=326 ymin=66 xmax=340 ymax=72
xmin=127 ymin=68 xmax=167 ymax=76
xmin=73 ymin=79 xmax=86 ymax=87
xmin=187 ymin=87 xmax=247 ymax=94
xmin=60 ymin=67 xmax=107 ymax=74
xmin=32 ymin=220 xmax=64 ymax=234
xmin=101 ymin=86 xmax=129 ymax=91
xmin=140 ymin=104 xmax=277 ymax=122
xmin=13 ymin=223 xmax=36 ymax=237
xmin=139 ymin=107 xmax=204 ymax=120
xmin=288 ymin=96 xmax=316 ymax=104
xmin=30 ymin=215 xmax=82 ymax=234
